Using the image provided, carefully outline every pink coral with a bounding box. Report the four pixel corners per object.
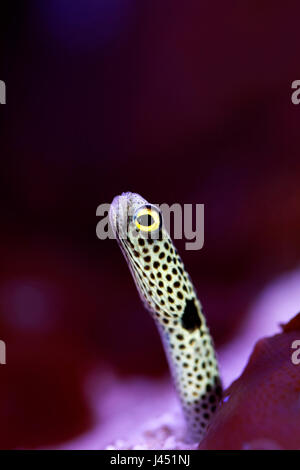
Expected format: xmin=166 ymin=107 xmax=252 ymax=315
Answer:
xmin=199 ymin=314 xmax=300 ymax=450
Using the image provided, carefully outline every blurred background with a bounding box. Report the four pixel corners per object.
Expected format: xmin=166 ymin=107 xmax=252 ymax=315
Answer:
xmin=0 ymin=0 xmax=300 ymax=449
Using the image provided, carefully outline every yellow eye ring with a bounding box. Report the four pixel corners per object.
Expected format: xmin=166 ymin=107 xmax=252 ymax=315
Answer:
xmin=134 ymin=206 xmax=161 ymax=232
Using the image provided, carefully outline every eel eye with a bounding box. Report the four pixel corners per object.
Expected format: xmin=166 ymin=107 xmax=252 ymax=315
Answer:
xmin=134 ymin=205 xmax=161 ymax=232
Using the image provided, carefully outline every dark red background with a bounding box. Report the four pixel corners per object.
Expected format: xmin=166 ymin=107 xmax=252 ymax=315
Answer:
xmin=0 ymin=1 xmax=300 ymax=448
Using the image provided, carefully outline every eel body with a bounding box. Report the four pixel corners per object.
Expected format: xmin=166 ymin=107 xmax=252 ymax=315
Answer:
xmin=109 ymin=192 xmax=222 ymax=442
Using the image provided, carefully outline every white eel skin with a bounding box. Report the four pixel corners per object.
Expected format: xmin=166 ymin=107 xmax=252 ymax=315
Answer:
xmin=109 ymin=192 xmax=222 ymax=442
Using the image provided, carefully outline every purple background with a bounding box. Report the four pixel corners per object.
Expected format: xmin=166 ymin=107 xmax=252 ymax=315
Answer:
xmin=0 ymin=0 xmax=300 ymax=448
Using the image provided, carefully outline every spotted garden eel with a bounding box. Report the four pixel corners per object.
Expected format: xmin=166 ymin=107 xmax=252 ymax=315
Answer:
xmin=109 ymin=192 xmax=222 ymax=442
